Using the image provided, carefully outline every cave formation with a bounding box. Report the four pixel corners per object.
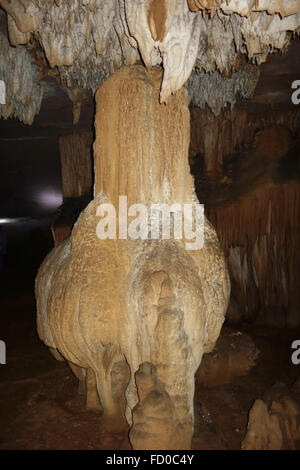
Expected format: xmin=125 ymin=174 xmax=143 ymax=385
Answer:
xmin=0 ymin=0 xmax=300 ymax=451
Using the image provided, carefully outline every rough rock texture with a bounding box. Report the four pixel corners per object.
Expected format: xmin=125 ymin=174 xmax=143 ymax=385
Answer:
xmin=188 ymin=0 xmax=300 ymax=18
xmin=0 ymin=1 xmax=299 ymax=121
xmin=59 ymin=132 xmax=93 ymax=200
xmin=190 ymin=107 xmax=300 ymax=326
xmin=129 ymin=363 xmax=190 ymax=449
xmin=190 ymin=106 xmax=300 ymax=174
xmin=51 ymin=193 xmax=92 ymax=247
xmin=186 ymin=64 xmax=260 ymax=116
xmin=0 ymin=32 xmax=43 ymax=124
xmin=36 ymin=65 xmax=230 ymax=450
xmin=212 ymin=180 xmax=300 ymax=327
xmin=93 ymin=66 xmax=195 ymax=207
xmin=242 ymin=379 xmax=300 ymax=450
xmin=50 ymin=132 xmax=93 ymax=247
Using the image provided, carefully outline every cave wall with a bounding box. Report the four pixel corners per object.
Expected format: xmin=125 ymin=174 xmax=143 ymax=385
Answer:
xmin=59 ymin=131 xmax=93 ymax=199
xmin=190 ymin=106 xmax=300 ymax=326
xmin=51 ymin=131 xmax=93 ymax=246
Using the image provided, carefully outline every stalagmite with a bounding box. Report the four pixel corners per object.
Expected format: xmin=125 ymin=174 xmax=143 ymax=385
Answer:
xmin=35 ymin=65 xmax=230 ymax=450
xmin=242 ymin=380 xmax=300 ymax=450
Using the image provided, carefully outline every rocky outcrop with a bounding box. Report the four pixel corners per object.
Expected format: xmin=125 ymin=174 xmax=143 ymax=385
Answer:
xmin=130 ymin=363 xmax=191 ymax=450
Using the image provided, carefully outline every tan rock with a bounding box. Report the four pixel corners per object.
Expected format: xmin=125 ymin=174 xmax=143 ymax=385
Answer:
xmin=242 ymin=381 xmax=300 ymax=450
xmin=36 ymin=65 xmax=230 ymax=449
xmin=1 ymin=0 xmax=300 ymax=123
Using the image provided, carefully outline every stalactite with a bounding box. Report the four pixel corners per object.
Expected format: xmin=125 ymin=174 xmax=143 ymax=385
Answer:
xmin=188 ymin=0 xmax=300 ymax=19
xmin=186 ymin=64 xmax=260 ymax=116
xmin=0 ymin=32 xmax=43 ymax=124
xmin=0 ymin=0 xmax=299 ymax=114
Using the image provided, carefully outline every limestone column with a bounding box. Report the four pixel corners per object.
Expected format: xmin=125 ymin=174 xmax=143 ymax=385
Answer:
xmin=36 ymin=64 xmax=230 ymax=451
xmin=93 ymin=66 xmax=196 ymax=449
xmin=91 ymin=65 xmax=220 ymax=450
xmin=93 ymin=66 xmax=195 ymax=208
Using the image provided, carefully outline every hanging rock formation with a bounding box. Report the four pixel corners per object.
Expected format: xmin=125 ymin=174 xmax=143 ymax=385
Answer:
xmin=35 ymin=66 xmax=230 ymax=450
xmin=0 ymin=1 xmax=300 ymax=122
xmin=0 ymin=32 xmax=43 ymax=124
xmin=186 ymin=64 xmax=260 ymax=116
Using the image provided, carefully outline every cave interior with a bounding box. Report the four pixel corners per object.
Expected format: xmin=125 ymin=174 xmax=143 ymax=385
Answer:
xmin=0 ymin=0 xmax=300 ymax=451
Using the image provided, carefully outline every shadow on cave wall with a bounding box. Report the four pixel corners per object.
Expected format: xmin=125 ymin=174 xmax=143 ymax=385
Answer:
xmin=190 ymin=128 xmax=300 ymax=209
xmin=189 ymin=110 xmax=300 ymax=327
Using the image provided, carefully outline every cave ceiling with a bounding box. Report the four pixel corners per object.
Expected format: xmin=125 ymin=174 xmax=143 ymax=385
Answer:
xmin=0 ymin=0 xmax=299 ymax=130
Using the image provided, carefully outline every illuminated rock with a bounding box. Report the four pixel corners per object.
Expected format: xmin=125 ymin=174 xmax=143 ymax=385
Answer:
xmin=35 ymin=66 xmax=230 ymax=450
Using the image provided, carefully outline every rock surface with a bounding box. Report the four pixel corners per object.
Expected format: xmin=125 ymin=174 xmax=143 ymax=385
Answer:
xmin=0 ymin=32 xmax=43 ymax=124
xmin=0 ymin=1 xmax=299 ymax=122
xmin=242 ymin=379 xmax=300 ymax=450
xmin=36 ymin=65 xmax=230 ymax=450
xmin=190 ymin=106 xmax=300 ymax=327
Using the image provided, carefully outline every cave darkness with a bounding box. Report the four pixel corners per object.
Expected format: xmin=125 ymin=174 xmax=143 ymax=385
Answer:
xmin=0 ymin=2 xmax=300 ymax=453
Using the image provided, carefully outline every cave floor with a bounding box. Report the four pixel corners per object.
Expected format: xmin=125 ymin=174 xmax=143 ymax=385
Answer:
xmin=0 ymin=278 xmax=299 ymax=450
